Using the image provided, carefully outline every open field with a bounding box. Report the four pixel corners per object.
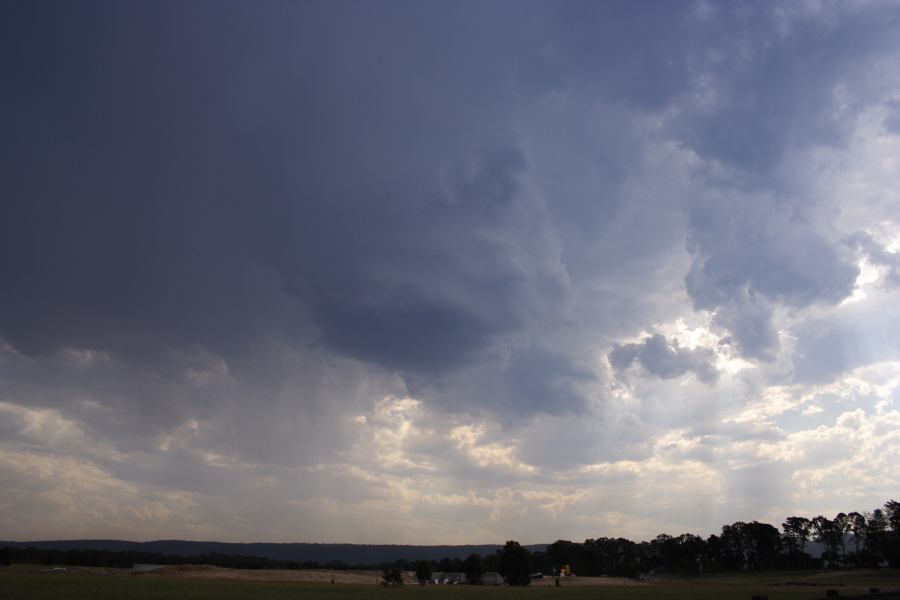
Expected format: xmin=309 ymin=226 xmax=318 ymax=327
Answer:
xmin=3 ymin=567 xmax=900 ymax=600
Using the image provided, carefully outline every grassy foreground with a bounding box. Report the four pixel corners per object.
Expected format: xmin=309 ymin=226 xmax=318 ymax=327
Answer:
xmin=3 ymin=568 xmax=900 ymax=600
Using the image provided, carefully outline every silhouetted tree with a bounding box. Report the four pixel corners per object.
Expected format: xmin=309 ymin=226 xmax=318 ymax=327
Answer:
xmin=497 ymin=540 xmax=532 ymax=586
xmin=744 ymin=522 xmax=782 ymax=570
xmin=547 ymin=539 xmax=582 ymax=575
xmin=462 ymin=553 xmax=483 ymax=584
xmin=720 ymin=522 xmax=749 ymax=571
xmin=530 ymin=550 xmax=554 ymax=575
xmin=482 ymin=552 xmax=499 ymax=572
xmin=437 ymin=557 xmax=461 ymax=572
xmin=863 ymin=508 xmax=889 ymax=566
xmin=886 ymin=500 xmax=900 ymax=529
xmin=413 ymin=560 xmax=432 ymax=584
xmin=848 ymin=512 xmax=866 ymax=566
xmin=704 ymin=534 xmax=724 ymax=573
xmin=0 ymin=547 xmax=11 ymax=567
xmin=782 ymin=516 xmax=812 ymax=565
xmin=675 ymin=534 xmax=704 ymax=574
xmin=593 ymin=537 xmax=640 ymax=578
xmin=813 ymin=516 xmax=842 ymax=566
xmin=885 ymin=500 xmax=900 ymax=567
xmin=382 ymin=567 xmax=404 ymax=587
xmin=648 ymin=533 xmax=703 ymax=575
xmin=834 ymin=512 xmax=851 ymax=564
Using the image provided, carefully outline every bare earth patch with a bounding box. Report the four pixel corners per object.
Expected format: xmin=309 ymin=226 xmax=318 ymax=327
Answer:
xmin=144 ymin=567 xmax=648 ymax=587
xmin=536 ymin=576 xmax=649 ymax=587
xmin=145 ymin=565 xmax=416 ymax=584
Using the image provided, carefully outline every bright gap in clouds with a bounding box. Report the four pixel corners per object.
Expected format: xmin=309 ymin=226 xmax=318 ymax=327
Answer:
xmin=1 ymin=1 xmax=900 ymax=544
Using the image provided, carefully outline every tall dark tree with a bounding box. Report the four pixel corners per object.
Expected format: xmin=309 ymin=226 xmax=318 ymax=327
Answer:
xmin=413 ymin=560 xmax=432 ymax=585
xmin=720 ymin=522 xmax=749 ymax=571
xmin=481 ymin=552 xmax=500 ymax=572
xmin=813 ymin=516 xmax=842 ymax=566
xmin=497 ymin=540 xmax=532 ymax=586
xmin=547 ymin=539 xmax=582 ymax=575
xmin=864 ymin=509 xmax=888 ymax=566
xmin=616 ymin=538 xmax=642 ymax=578
xmin=650 ymin=533 xmax=704 ymax=575
xmin=530 ymin=550 xmax=554 ymax=575
xmin=674 ymin=534 xmax=705 ymax=574
xmin=782 ymin=516 xmax=812 ymax=560
xmin=885 ymin=500 xmax=900 ymax=567
xmin=462 ymin=553 xmax=483 ymax=584
xmin=437 ymin=557 xmax=460 ymax=572
xmin=848 ymin=512 xmax=867 ymax=566
xmin=582 ymin=538 xmax=603 ymax=575
xmin=595 ymin=537 xmax=640 ymax=578
xmin=704 ymin=534 xmax=724 ymax=573
xmin=381 ymin=567 xmax=404 ymax=587
xmin=834 ymin=512 xmax=851 ymax=564
xmin=0 ymin=546 xmax=11 ymax=567
xmin=886 ymin=500 xmax=900 ymax=530
xmin=743 ymin=522 xmax=782 ymax=570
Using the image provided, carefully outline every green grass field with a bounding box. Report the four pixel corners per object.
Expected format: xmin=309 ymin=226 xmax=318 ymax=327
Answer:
xmin=3 ymin=568 xmax=899 ymax=600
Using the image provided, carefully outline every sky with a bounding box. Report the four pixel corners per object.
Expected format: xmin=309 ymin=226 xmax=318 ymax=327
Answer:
xmin=2 ymin=0 xmax=900 ymax=545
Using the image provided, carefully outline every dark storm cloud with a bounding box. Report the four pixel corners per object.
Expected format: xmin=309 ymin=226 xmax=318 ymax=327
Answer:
xmin=282 ymin=146 xmax=572 ymax=377
xmin=405 ymin=340 xmax=595 ymax=421
xmin=0 ymin=1 xmax=308 ymax=361
xmin=661 ymin=2 xmax=900 ymax=177
xmin=0 ymin=1 xmax=570 ymax=385
xmin=709 ymin=295 xmax=780 ymax=362
xmin=609 ymin=333 xmax=718 ymax=384
xmin=684 ymin=192 xmax=858 ymax=360
xmin=886 ymin=100 xmax=900 ymax=136
xmin=669 ymin=3 xmax=900 ymax=362
xmin=4 ymin=0 xmax=885 ymax=383
xmin=686 ymin=196 xmax=858 ymax=308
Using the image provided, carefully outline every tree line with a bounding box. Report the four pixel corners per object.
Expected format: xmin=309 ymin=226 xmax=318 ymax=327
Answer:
xmin=3 ymin=500 xmax=898 ymax=585
xmin=536 ymin=500 xmax=900 ymax=583
xmin=411 ymin=500 xmax=900 ymax=585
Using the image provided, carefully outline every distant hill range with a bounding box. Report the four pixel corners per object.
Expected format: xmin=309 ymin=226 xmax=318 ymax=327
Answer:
xmin=0 ymin=540 xmax=548 ymax=564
